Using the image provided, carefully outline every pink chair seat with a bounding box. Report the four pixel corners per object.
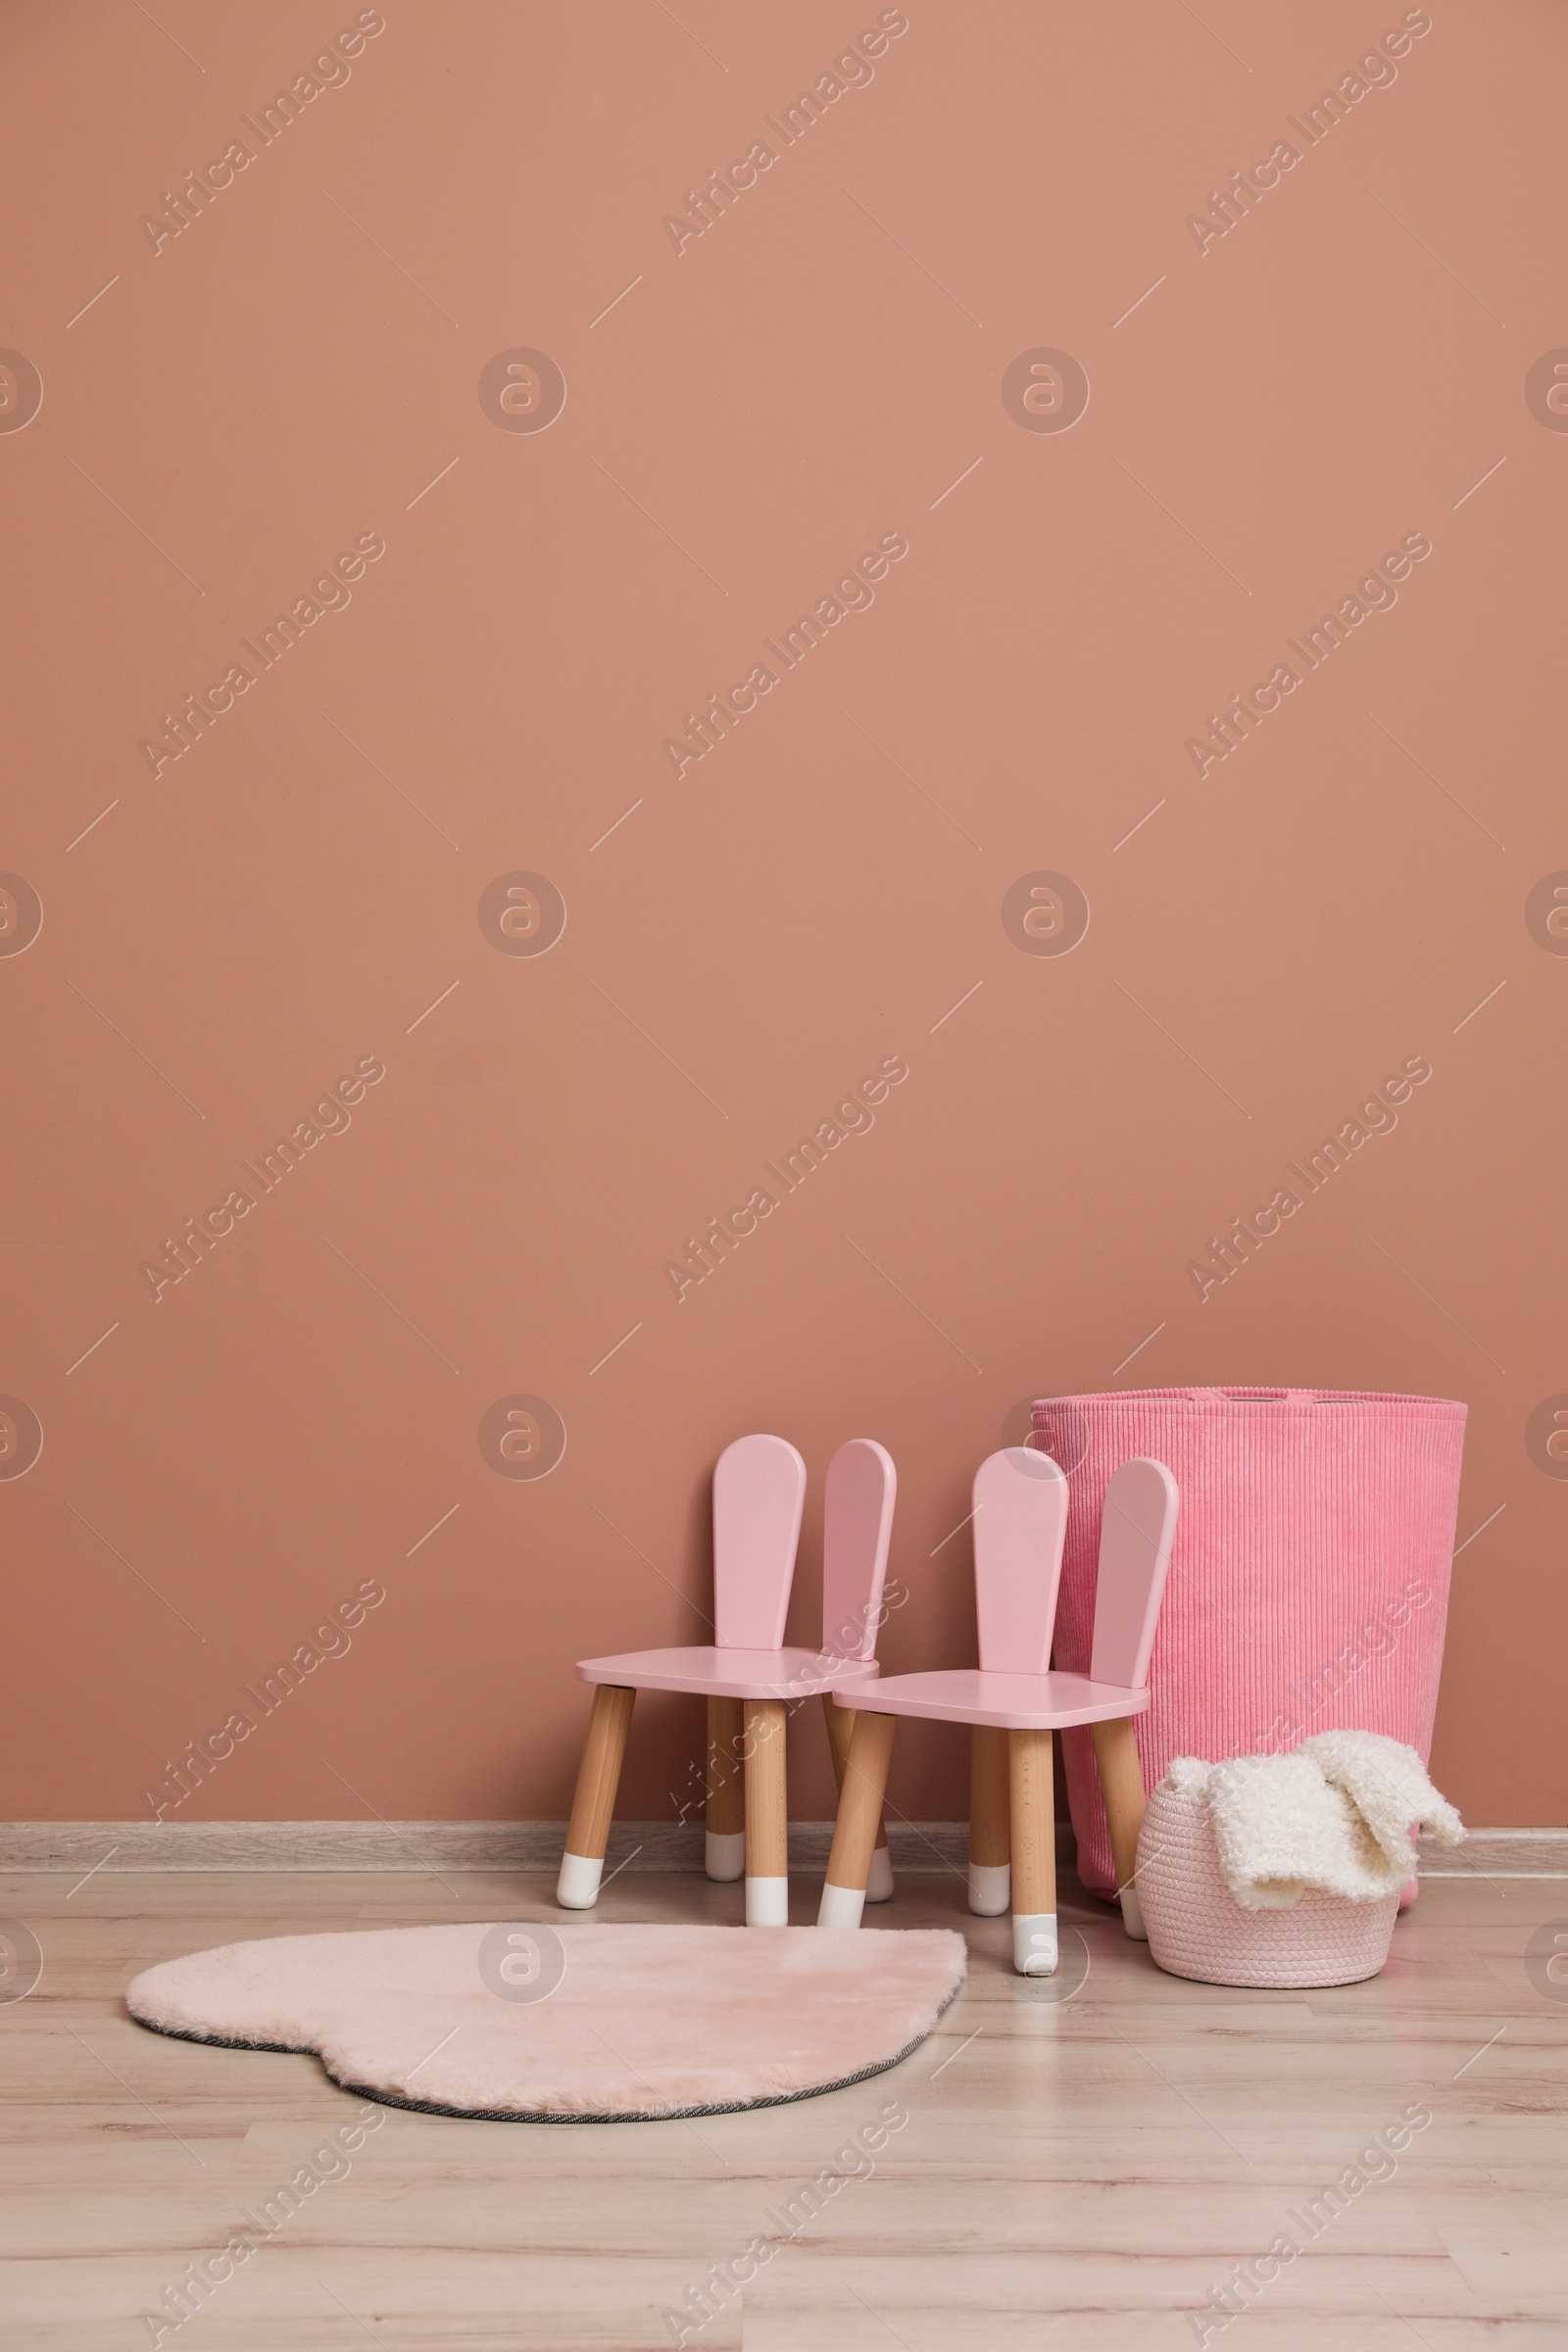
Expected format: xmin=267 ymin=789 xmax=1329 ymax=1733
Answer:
xmin=836 ymin=1667 xmax=1152 ymax=1732
xmin=580 ymin=1646 xmax=882 ymax=1703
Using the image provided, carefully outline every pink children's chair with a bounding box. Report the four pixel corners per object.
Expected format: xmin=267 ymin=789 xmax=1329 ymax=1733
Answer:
xmin=559 ymin=1435 xmax=898 ymax=1927
xmin=818 ymin=1447 xmax=1178 ymax=1975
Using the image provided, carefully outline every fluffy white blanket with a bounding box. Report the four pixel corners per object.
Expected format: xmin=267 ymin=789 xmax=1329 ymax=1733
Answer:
xmin=1164 ymin=1731 xmax=1464 ymax=1909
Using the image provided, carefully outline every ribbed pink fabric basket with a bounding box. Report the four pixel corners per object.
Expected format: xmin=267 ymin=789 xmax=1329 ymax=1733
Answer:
xmin=1031 ymin=1388 xmax=1466 ymax=1905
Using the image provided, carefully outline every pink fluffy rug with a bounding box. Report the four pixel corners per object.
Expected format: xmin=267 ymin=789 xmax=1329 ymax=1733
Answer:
xmin=126 ymin=1923 xmax=967 ymax=2122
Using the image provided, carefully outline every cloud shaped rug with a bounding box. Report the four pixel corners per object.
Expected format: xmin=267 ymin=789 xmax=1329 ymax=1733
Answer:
xmin=127 ymin=1922 xmax=967 ymax=2122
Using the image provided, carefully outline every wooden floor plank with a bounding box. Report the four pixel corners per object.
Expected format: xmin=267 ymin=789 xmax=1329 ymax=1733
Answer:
xmin=1 ymin=1867 xmax=1564 ymax=2347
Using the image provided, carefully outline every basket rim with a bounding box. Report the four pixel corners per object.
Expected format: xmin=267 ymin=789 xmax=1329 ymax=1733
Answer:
xmin=1031 ymin=1388 xmax=1467 ymax=1416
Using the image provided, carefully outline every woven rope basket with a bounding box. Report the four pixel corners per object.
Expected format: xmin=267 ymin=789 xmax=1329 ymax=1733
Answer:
xmin=1136 ymin=1775 xmax=1400 ymax=1989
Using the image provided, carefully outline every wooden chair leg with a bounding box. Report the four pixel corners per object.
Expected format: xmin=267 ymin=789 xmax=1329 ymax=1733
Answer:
xmin=822 ymin=1696 xmax=893 ymax=1901
xmin=557 ymin=1685 xmax=634 ymax=1908
xmin=968 ymin=1725 xmax=1011 ymax=1915
xmin=742 ymin=1697 xmax=789 ymax=1926
xmin=818 ymin=1710 xmax=897 ymax=1930
xmin=1092 ymin=1713 xmax=1150 ymax=1939
xmin=706 ymin=1695 xmax=746 ymax=1881
xmin=1008 ymin=1727 xmax=1057 ymax=1975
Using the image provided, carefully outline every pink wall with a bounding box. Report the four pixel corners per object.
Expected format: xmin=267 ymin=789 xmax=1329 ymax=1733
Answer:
xmin=3 ymin=0 xmax=1563 ymax=1833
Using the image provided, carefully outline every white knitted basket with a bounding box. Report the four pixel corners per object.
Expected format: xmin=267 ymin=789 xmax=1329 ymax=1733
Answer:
xmin=1136 ymin=1775 xmax=1399 ymax=1989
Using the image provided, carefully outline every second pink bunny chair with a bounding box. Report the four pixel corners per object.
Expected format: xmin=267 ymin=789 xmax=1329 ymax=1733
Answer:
xmin=559 ymin=1434 xmax=898 ymax=1926
xmin=818 ymin=1446 xmax=1178 ymax=1975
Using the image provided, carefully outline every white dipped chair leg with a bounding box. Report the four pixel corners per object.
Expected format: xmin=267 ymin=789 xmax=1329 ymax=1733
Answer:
xmin=968 ymin=1726 xmax=1011 ymax=1918
xmin=1009 ymin=1727 xmax=1058 ymax=1977
xmin=743 ymin=1697 xmax=790 ymax=1927
xmin=747 ymin=1876 xmax=790 ymax=1927
xmin=706 ymin=1695 xmax=747 ymax=1883
xmin=1013 ymin=1913 xmax=1059 ymax=1976
xmin=818 ymin=1881 xmax=864 ymax=1928
xmin=556 ymin=1851 xmax=605 ymax=1909
xmin=823 ymin=1695 xmax=894 ymax=1904
xmin=557 ymin=1685 xmax=635 ymax=1911
xmin=818 ymin=1710 xmax=896 ymax=1930
xmin=706 ymin=1831 xmax=746 ymax=1883
xmin=1092 ymin=1715 xmax=1151 ymax=1941
xmin=968 ymin=1861 xmax=1011 ymax=1917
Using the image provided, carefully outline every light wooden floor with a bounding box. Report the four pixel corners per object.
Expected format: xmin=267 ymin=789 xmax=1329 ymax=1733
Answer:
xmin=2 ymin=1861 xmax=1564 ymax=2348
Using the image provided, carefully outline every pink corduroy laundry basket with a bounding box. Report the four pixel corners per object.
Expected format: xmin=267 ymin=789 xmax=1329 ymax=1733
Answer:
xmin=1030 ymin=1389 xmax=1466 ymax=1907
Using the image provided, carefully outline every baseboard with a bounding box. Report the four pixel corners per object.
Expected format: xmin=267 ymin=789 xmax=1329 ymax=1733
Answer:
xmin=1411 ymin=1827 xmax=1568 ymax=1877
xmin=0 ymin=1818 xmax=980 ymax=1874
xmin=1 ymin=1821 xmax=1559 ymax=1875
